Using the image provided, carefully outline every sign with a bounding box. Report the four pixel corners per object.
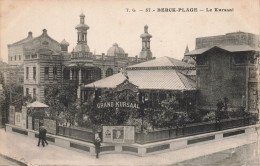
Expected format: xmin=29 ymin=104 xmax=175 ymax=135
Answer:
xmin=9 ymin=106 xmax=15 ymax=125
xmin=43 ymin=119 xmax=57 ymax=134
xmin=15 ymin=112 xmax=22 ymax=127
xmin=21 ymin=106 xmax=27 ymax=129
xmin=102 ymin=126 xmax=135 ymax=144
xmin=97 ymin=101 xmax=139 ymax=109
xmin=28 ymin=116 xmax=33 ymax=130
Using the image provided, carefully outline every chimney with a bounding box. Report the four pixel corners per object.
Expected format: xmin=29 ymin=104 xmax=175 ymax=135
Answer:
xmin=28 ymin=31 xmax=33 ymax=38
xmin=42 ymin=29 xmax=47 ymax=35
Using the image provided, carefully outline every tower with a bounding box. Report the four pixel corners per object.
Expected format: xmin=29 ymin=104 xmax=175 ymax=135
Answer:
xmin=74 ymin=13 xmax=90 ymax=52
xmin=139 ymin=25 xmax=152 ymax=60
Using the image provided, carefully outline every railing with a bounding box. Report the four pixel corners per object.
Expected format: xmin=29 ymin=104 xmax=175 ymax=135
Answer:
xmin=135 ymin=117 xmax=255 ymax=144
xmin=56 ymin=118 xmax=255 ymax=145
xmin=57 ymin=126 xmax=95 ymax=143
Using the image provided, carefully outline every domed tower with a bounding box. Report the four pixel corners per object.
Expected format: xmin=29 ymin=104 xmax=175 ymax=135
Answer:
xmin=60 ymin=39 xmax=69 ymax=52
xmin=107 ymin=43 xmax=126 ymax=57
xmin=74 ymin=13 xmax=90 ymax=52
xmin=139 ymin=25 xmax=152 ymax=60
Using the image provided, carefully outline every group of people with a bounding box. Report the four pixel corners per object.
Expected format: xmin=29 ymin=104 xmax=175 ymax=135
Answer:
xmin=37 ymin=125 xmax=102 ymax=158
xmin=37 ymin=126 xmax=48 ymax=147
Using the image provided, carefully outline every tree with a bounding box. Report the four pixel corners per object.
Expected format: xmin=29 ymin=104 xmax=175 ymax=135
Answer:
xmin=0 ymin=74 xmax=24 ymax=125
xmin=44 ymin=83 xmax=78 ymax=125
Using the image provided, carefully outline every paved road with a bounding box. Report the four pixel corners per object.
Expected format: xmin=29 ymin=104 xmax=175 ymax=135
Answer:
xmin=173 ymin=143 xmax=260 ymax=166
xmin=0 ymin=128 xmax=258 ymax=165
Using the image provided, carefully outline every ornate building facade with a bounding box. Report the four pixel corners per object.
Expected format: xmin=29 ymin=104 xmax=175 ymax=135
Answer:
xmin=13 ymin=13 xmax=153 ymax=102
xmin=23 ymin=29 xmax=70 ymax=101
xmin=65 ymin=13 xmax=153 ymax=102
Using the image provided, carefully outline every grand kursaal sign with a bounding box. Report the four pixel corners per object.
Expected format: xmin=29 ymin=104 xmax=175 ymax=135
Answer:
xmin=96 ymin=79 xmax=140 ymax=109
xmin=97 ymin=101 xmax=139 ymax=109
xmin=102 ymin=126 xmax=135 ymax=143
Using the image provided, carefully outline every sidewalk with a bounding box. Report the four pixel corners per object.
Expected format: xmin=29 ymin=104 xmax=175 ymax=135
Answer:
xmin=0 ymin=128 xmax=258 ymax=166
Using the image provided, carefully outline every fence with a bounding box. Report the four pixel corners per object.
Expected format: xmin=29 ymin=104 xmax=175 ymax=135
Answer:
xmin=135 ymin=117 xmax=254 ymax=144
xmin=56 ymin=117 xmax=255 ymax=145
xmin=57 ymin=126 xmax=95 ymax=143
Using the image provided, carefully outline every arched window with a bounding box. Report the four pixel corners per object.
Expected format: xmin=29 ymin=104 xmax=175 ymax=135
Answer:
xmin=106 ymin=68 xmax=113 ymax=77
xmin=95 ymin=68 xmax=101 ymax=80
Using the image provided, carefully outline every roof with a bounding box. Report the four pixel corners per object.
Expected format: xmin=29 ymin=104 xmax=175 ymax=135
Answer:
xmin=85 ymin=70 xmax=196 ymax=91
xmin=60 ymin=39 xmax=69 ymax=46
xmin=9 ymin=36 xmax=34 ymax=46
xmin=27 ymin=101 xmax=49 ymax=108
xmin=127 ymin=56 xmax=194 ymax=69
xmin=186 ymin=45 xmax=259 ymax=56
xmin=107 ymin=43 xmax=125 ymax=56
xmin=74 ymin=44 xmax=90 ymax=52
xmin=75 ymin=23 xmax=89 ymax=30
xmin=140 ymin=25 xmax=152 ymax=38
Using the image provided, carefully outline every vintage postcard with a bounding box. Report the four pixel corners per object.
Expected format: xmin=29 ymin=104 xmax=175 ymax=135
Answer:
xmin=0 ymin=0 xmax=259 ymax=165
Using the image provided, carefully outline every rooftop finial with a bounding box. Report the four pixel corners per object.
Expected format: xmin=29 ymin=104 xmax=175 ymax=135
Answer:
xmin=144 ymin=25 xmax=148 ymax=33
xmin=80 ymin=13 xmax=85 ymax=24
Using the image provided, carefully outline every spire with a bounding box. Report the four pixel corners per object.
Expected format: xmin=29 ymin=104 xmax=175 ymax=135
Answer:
xmin=80 ymin=13 xmax=85 ymax=24
xmin=144 ymin=25 xmax=148 ymax=33
xmin=139 ymin=25 xmax=153 ymax=59
xmin=185 ymin=45 xmax=189 ymax=54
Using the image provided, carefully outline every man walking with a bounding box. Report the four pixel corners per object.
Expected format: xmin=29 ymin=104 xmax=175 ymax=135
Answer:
xmin=42 ymin=126 xmax=48 ymax=146
xmin=94 ymin=136 xmax=101 ymax=158
xmin=37 ymin=126 xmax=44 ymax=147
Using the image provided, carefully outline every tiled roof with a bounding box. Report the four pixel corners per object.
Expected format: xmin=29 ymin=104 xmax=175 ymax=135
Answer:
xmin=9 ymin=37 xmax=34 ymax=46
xmin=85 ymin=70 xmax=196 ymax=91
xmin=127 ymin=56 xmax=194 ymax=69
xmin=186 ymin=45 xmax=259 ymax=56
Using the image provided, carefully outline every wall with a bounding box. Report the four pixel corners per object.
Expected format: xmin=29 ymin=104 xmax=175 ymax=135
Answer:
xmin=197 ymin=49 xmax=247 ymax=109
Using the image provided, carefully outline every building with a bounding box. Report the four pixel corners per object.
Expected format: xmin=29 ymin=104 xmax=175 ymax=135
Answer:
xmin=182 ymin=45 xmax=195 ymax=65
xmin=84 ymin=56 xmax=197 ymax=109
xmin=8 ymin=32 xmax=34 ymax=66
xmin=66 ymin=13 xmax=153 ymax=101
xmin=23 ymin=29 xmax=70 ymax=101
xmin=186 ymin=31 xmax=260 ymax=113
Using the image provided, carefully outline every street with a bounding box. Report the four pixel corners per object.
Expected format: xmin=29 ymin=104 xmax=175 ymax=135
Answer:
xmin=0 ymin=128 xmax=259 ymax=166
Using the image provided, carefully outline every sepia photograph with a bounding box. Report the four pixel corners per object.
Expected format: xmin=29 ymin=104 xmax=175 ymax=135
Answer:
xmin=0 ymin=0 xmax=259 ymax=165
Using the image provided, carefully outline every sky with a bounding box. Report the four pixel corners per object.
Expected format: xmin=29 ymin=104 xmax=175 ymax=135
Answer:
xmin=0 ymin=0 xmax=259 ymax=62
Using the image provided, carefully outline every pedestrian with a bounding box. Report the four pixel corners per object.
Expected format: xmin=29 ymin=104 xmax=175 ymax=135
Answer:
xmin=37 ymin=126 xmax=44 ymax=147
xmin=94 ymin=136 xmax=101 ymax=158
xmin=42 ymin=126 xmax=48 ymax=146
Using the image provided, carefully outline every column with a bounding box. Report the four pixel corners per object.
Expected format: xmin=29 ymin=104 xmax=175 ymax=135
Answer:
xmin=79 ymin=69 xmax=82 ymax=84
xmin=70 ymin=69 xmax=72 ymax=80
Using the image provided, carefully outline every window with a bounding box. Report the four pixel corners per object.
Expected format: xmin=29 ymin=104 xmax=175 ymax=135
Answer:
xmin=63 ymin=69 xmax=70 ymax=80
xmin=234 ymin=55 xmax=247 ymax=64
xmin=53 ymin=67 xmax=57 ymax=80
xmin=33 ymin=67 xmax=36 ymax=80
xmin=11 ymin=57 xmax=12 ymax=61
xmin=15 ymin=55 xmax=17 ymax=61
xmin=44 ymin=88 xmax=48 ymax=97
xmin=26 ymin=67 xmax=29 ymax=80
xmin=106 ymin=68 xmax=113 ymax=77
xmin=26 ymin=88 xmax=29 ymax=96
xmin=88 ymin=70 xmax=94 ymax=80
xmin=44 ymin=67 xmax=49 ymax=80
xmin=19 ymin=55 xmax=21 ymax=60
xmin=197 ymin=55 xmax=208 ymax=66
xmin=33 ymin=88 xmax=36 ymax=99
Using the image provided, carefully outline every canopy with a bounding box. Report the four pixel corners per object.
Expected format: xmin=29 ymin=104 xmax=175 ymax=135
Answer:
xmin=27 ymin=101 xmax=49 ymax=108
